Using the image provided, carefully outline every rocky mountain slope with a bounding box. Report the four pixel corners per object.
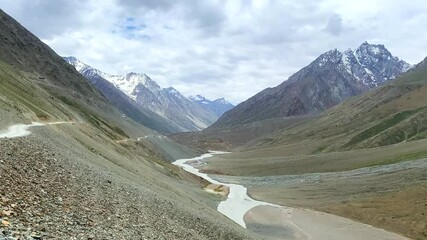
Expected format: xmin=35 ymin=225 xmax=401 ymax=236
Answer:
xmin=0 ymin=9 xmax=256 ymax=239
xmin=212 ymin=42 xmax=411 ymax=128
xmin=65 ymin=57 xmax=218 ymax=131
xmin=189 ymin=95 xmax=234 ymax=117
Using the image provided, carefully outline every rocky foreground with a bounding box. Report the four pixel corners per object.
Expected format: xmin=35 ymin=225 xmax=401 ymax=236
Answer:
xmin=0 ymin=129 xmax=256 ymax=239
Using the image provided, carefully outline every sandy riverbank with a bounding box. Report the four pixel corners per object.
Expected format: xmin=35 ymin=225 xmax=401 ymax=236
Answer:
xmin=244 ymin=205 xmax=408 ymax=240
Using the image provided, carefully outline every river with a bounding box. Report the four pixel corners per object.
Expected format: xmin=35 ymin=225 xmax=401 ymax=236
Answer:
xmin=173 ymin=151 xmax=409 ymax=240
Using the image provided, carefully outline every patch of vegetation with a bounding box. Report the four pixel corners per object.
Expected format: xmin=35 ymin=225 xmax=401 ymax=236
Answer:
xmin=343 ymin=108 xmax=423 ymax=148
xmin=214 ymin=185 xmax=226 ymax=193
xmin=353 ymin=149 xmax=427 ymax=169
xmin=87 ymin=114 xmax=129 ymax=140
xmin=73 ymin=137 xmax=98 ymax=155
xmin=58 ymin=95 xmax=129 ymax=140
xmin=394 ymin=66 xmax=427 ymax=86
xmin=0 ymin=62 xmax=54 ymax=120
xmin=410 ymin=131 xmax=427 ymax=141
xmin=58 ymin=96 xmax=79 ymax=108
xmin=312 ymin=145 xmax=328 ymax=154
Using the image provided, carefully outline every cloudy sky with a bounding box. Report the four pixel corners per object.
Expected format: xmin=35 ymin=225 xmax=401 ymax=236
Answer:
xmin=1 ymin=0 xmax=426 ymax=104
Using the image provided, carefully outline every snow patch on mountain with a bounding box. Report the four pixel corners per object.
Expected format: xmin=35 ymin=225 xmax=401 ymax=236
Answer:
xmin=164 ymin=87 xmax=183 ymax=99
xmin=313 ymin=42 xmax=411 ymax=88
xmin=189 ymin=95 xmax=234 ymax=117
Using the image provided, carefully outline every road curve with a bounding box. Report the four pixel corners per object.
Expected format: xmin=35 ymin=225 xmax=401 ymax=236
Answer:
xmin=0 ymin=122 xmax=73 ymax=139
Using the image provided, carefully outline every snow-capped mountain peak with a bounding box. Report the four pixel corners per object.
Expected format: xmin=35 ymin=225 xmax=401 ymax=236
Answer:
xmin=64 ymin=56 xmax=112 ymax=82
xmin=354 ymin=42 xmax=391 ymax=66
xmin=120 ymin=72 xmax=161 ymax=97
xmin=64 ymin=57 xmax=164 ymax=99
xmin=64 ymin=56 xmax=96 ymax=73
xmin=308 ymin=42 xmax=411 ymax=88
xmin=356 ymin=41 xmax=388 ymax=56
xmin=212 ymin=42 xmax=412 ymax=128
xmin=213 ymin=98 xmax=230 ymax=104
xmin=352 ymin=42 xmax=412 ymax=85
xmin=64 ymin=57 xmax=219 ymax=131
xmin=189 ymin=94 xmax=234 ymax=117
xmin=315 ymin=49 xmax=342 ymax=68
xmin=189 ymin=95 xmax=206 ymax=102
xmin=64 ymin=56 xmax=86 ymax=71
xmin=164 ymin=87 xmax=183 ymax=99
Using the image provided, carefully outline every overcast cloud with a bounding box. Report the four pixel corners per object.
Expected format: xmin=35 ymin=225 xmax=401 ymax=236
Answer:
xmin=1 ymin=0 xmax=426 ymax=104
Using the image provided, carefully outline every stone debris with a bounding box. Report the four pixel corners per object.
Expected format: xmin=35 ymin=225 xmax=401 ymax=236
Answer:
xmin=0 ymin=135 xmax=255 ymax=239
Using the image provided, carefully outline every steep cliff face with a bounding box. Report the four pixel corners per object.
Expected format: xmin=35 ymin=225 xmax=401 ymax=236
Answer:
xmin=212 ymin=42 xmax=411 ymax=128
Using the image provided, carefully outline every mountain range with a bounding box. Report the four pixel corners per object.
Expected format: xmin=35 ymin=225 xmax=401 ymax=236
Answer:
xmin=212 ymin=42 xmax=411 ymax=128
xmin=189 ymin=95 xmax=234 ymax=117
xmin=65 ymin=57 xmax=232 ymax=132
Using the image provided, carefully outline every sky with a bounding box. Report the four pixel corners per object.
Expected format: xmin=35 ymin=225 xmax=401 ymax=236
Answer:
xmin=1 ymin=0 xmax=426 ymax=104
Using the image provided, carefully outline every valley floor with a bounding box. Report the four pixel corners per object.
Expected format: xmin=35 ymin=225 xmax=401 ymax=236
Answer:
xmin=205 ymin=149 xmax=427 ymax=240
xmin=173 ymin=152 xmax=408 ymax=240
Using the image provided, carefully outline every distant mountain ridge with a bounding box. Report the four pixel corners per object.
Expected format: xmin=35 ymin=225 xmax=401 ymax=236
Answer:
xmin=211 ymin=42 xmax=412 ymax=128
xmin=65 ymin=57 xmax=219 ymax=131
xmin=189 ymin=95 xmax=234 ymax=117
xmin=67 ymin=57 xmax=185 ymax=133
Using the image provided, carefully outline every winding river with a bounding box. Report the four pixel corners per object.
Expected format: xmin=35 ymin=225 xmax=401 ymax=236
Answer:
xmin=173 ymin=151 xmax=278 ymax=228
xmin=173 ymin=151 xmax=409 ymax=240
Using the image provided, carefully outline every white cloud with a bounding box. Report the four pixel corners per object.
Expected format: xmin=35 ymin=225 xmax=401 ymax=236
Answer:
xmin=1 ymin=0 xmax=426 ymax=104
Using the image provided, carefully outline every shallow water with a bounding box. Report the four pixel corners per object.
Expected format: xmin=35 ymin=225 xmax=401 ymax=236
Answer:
xmin=173 ymin=151 xmax=278 ymax=228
